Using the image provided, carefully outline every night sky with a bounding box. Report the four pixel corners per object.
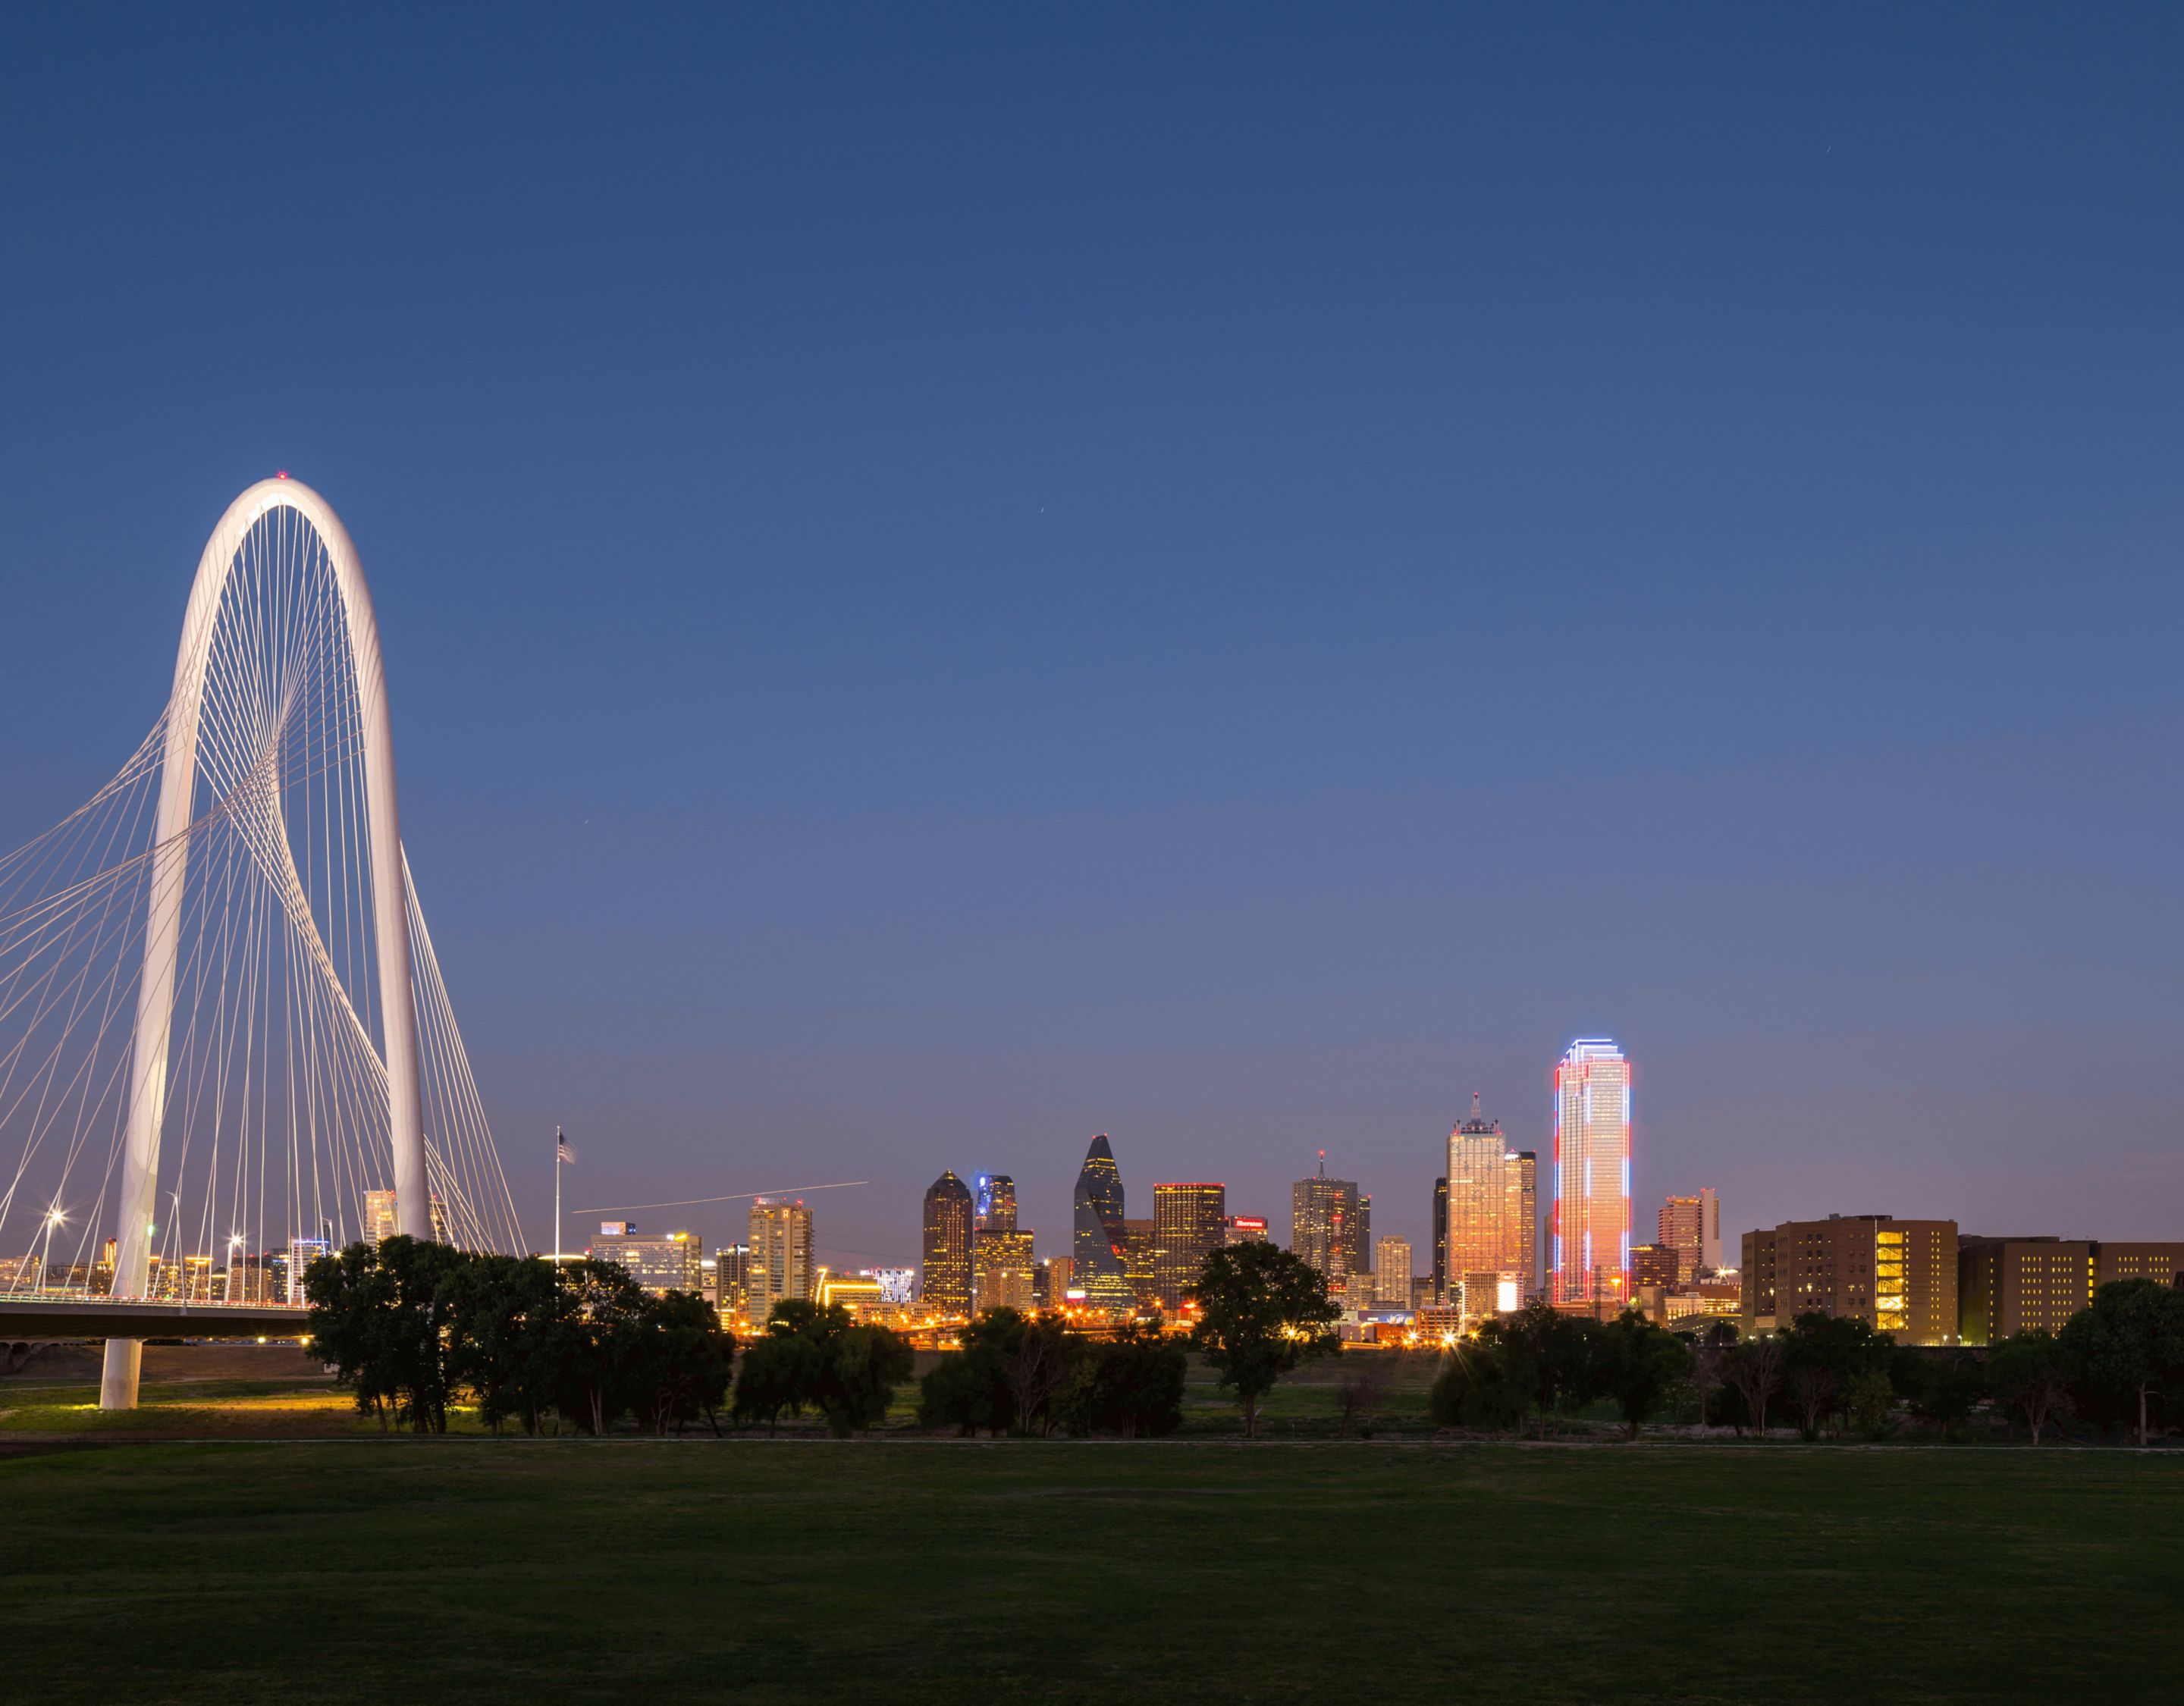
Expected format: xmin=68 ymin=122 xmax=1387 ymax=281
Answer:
xmin=2 ymin=6 xmax=2179 ymax=1270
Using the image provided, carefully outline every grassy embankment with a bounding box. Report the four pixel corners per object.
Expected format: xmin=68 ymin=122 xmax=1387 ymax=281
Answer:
xmin=2 ymin=1431 xmax=2179 ymax=1704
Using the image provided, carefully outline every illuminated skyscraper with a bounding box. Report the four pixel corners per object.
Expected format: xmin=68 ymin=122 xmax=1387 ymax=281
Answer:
xmin=1552 ymin=1038 xmax=1632 ymax=1308
xmin=749 ymin=1199 xmax=814 ymax=1319
xmin=585 ymin=1225 xmax=704 ymax=1295
xmin=1291 ymin=1156 xmax=1366 ymax=1284
xmin=973 ymin=1228 xmax=1036 ymax=1314
xmin=974 ymin=1173 xmax=1018 ymax=1233
xmin=921 ymin=1171 xmax=975 ymax=1318
xmin=713 ymin=1243 xmax=752 ymax=1319
xmin=1446 ymin=1095 xmax=1508 ymax=1279
xmin=1374 ymin=1237 xmax=1413 ymax=1307
xmin=1152 ymin=1181 xmax=1227 ymax=1308
xmin=1659 ymin=1189 xmax=1720 ymax=1281
xmin=1431 ymin=1176 xmax=1448 ymax=1301
xmin=1505 ymin=1150 xmax=1537 ymax=1294
xmin=1072 ymin=1135 xmax=1133 ymax=1311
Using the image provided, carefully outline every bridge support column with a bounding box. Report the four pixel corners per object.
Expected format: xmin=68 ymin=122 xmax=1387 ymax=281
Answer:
xmin=99 ymin=1338 xmax=143 ymax=1410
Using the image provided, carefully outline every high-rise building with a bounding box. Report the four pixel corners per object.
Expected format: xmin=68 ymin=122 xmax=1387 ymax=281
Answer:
xmin=1956 ymin=1238 xmax=2184 ymax=1343
xmin=1121 ymin=1218 xmax=1161 ymax=1309
xmin=974 ymin=1173 xmax=1018 ymax=1234
xmin=1447 ymin=1094 xmax=1507 ymax=1280
xmin=1072 ymin=1135 xmax=1133 ymax=1312
xmin=1039 ymin=1255 xmax=1073 ymax=1307
xmin=1741 ymin=1215 xmax=1957 ymax=1345
xmin=1505 ymin=1149 xmax=1538 ymax=1296
xmin=586 ymin=1225 xmax=704 ymax=1295
xmin=973 ymin=1228 xmax=1036 ymax=1315
xmin=714 ymin=1244 xmax=752 ymax=1319
xmin=922 ymin=1171 xmax=975 ymax=1319
xmin=1630 ymin=1243 xmax=1680 ymax=1290
xmin=1291 ymin=1156 xmax=1367 ymax=1284
xmin=1225 ymin=1215 xmax=1269 ymax=1246
xmin=1431 ymin=1176 xmax=1448 ymax=1301
xmin=1375 ymin=1237 xmax=1413 ymax=1307
xmin=361 ymin=1187 xmax=447 ymax=1245
xmin=287 ymin=1234 xmax=334 ymax=1304
xmin=1445 ymin=1097 xmax=1535 ymax=1308
xmin=2097 ymin=1242 xmax=2184 ymax=1287
xmin=748 ymin=1199 xmax=814 ymax=1319
xmin=1552 ymin=1039 xmax=1632 ymax=1309
xmin=1153 ymin=1182 xmax=1227 ymax=1308
xmin=1659 ymin=1189 xmax=1722 ymax=1282
xmin=1958 ymin=1237 xmax=2091 ymax=1345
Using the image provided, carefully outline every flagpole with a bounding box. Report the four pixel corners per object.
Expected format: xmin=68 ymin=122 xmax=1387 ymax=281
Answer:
xmin=554 ymin=1126 xmax=563 ymax=1269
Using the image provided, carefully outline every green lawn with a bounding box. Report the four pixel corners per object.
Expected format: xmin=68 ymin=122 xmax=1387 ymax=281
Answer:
xmin=2 ymin=1437 xmax=2176 ymax=1704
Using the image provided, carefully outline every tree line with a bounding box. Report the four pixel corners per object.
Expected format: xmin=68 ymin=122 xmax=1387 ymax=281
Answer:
xmin=1430 ymin=1277 xmax=2184 ymax=1444
xmin=303 ymin=1234 xmax=1350 ymax=1438
xmin=1712 ymin=1277 xmax=2184 ymax=1444
xmin=918 ymin=1240 xmax=1345 ymax=1436
xmin=303 ymin=1236 xmax=919 ymax=1436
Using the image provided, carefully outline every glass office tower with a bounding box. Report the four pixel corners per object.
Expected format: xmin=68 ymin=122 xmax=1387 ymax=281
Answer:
xmin=1552 ymin=1039 xmax=1631 ymax=1308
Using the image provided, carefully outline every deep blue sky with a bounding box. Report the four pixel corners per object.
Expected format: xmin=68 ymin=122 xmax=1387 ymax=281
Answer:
xmin=2 ymin=6 xmax=2180 ymax=1269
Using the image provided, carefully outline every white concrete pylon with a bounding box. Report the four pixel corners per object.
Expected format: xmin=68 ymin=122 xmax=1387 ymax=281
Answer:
xmin=99 ymin=477 xmax=423 ymax=1410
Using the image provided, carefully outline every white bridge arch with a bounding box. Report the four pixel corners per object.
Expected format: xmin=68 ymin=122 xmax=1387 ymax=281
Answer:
xmin=0 ymin=477 xmax=518 ymax=1408
xmin=102 ymin=479 xmax=427 ymax=1407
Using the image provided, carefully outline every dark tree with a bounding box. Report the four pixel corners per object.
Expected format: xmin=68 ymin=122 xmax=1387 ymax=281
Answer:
xmin=1680 ymin=1319 xmax=1738 ymax=1432
xmin=2060 ymin=1278 xmax=2184 ymax=1446
xmin=1062 ymin=1319 xmax=1187 ymax=1438
xmin=1988 ymin=1329 xmax=2073 ymax=1445
xmin=735 ymin=1333 xmax=824 ymax=1434
xmin=1779 ymin=1312 xmax=1894 ymax=1439
xmin=918 ymin=1309 xmax=1023 ymax=1435
xmin=629 ymin=1289 xmax=736 ymax=1435
xmin=303 ymin=1234 xmax=468 ymax=1432
xmin=1598 ymin=1309 xmax=1693 ymax=1439
xmin=1333 ymin=1356 xmax=1393 ymax=1436
xmin=817 ymin=1323 xmax=914 ymax=1436
xmin=1476 ymin=1303 xmax=1605 ymax=1436
xmin=1188 ymin=1242 xmax=1340 ymax=1438
xmin=555 ymin=1259 xmax=651 ymax=1435
xmin=1003 ymin=1312 xmax=1084 ymax=1436
xmin=1901 ymin=1349 xmax=1986 ymax=1441
xmin=1723 ymin=1336 xmax=1784 ymax=1438
xmin=733 ymin=1298 xmax=849 ymax=1433
xmin=1427 ymin=1340 xmax=1530 ymax=1434
xmin=439 ymin=1253 xmax=562 ymax=1434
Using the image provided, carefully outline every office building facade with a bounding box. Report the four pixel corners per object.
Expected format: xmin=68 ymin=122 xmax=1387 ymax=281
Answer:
xmin=1431 ymin=1176 xmax=1448 ymax=1301
xmin=1741 ymin=1215 xmax=1957 ymax=1345
xmin=586 ymin=1225 xmax=704 ymax=1295
xmin=921 ymin=1171 xmax=975 ymax=1318
xmin=973 ymin=1227 xmax=1037 ymax=1315
xmin=1072 ymin=1134 xmax=1134 ymax=1311
xmin=1552 ymin=1039 xmax=1632 ymax=1308
xmin=1375 ymin=1237 xmax=1413 ymax=1307
xmin=1291 ymin=1158 xmax=1368 ymax=1285
xmin=1153 ymin=1181 xmax=1227 ymax=1307
xmin=974 ymin=1173 xmax=1018 ymax=1233
xmin=748 ymin=1199 xmax=814 ymax=1319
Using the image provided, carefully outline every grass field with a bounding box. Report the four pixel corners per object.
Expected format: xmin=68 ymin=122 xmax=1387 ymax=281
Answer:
xmin=4 ymin=1432 xmax=2180 ymax=1703
xmin=3 ymin=1343 xmax=2179 ymax=1702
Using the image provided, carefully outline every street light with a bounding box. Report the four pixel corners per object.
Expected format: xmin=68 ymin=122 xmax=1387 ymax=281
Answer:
xmin=39 ymin=1206 xmax=67 ymax=1297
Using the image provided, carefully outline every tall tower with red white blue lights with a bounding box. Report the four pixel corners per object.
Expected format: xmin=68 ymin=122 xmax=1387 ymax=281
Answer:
xmin=1551 ymin=1038 xmax=1631 ymax=1308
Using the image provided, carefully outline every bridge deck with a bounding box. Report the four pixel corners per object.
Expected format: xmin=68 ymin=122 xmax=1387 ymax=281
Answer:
xmin=0 ymin=1300 xmax=310 ymax=1340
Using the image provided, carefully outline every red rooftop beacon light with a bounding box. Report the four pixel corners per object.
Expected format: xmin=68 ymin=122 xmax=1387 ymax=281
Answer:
xmin=275 ymin=469 xmax=289 ymax=479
